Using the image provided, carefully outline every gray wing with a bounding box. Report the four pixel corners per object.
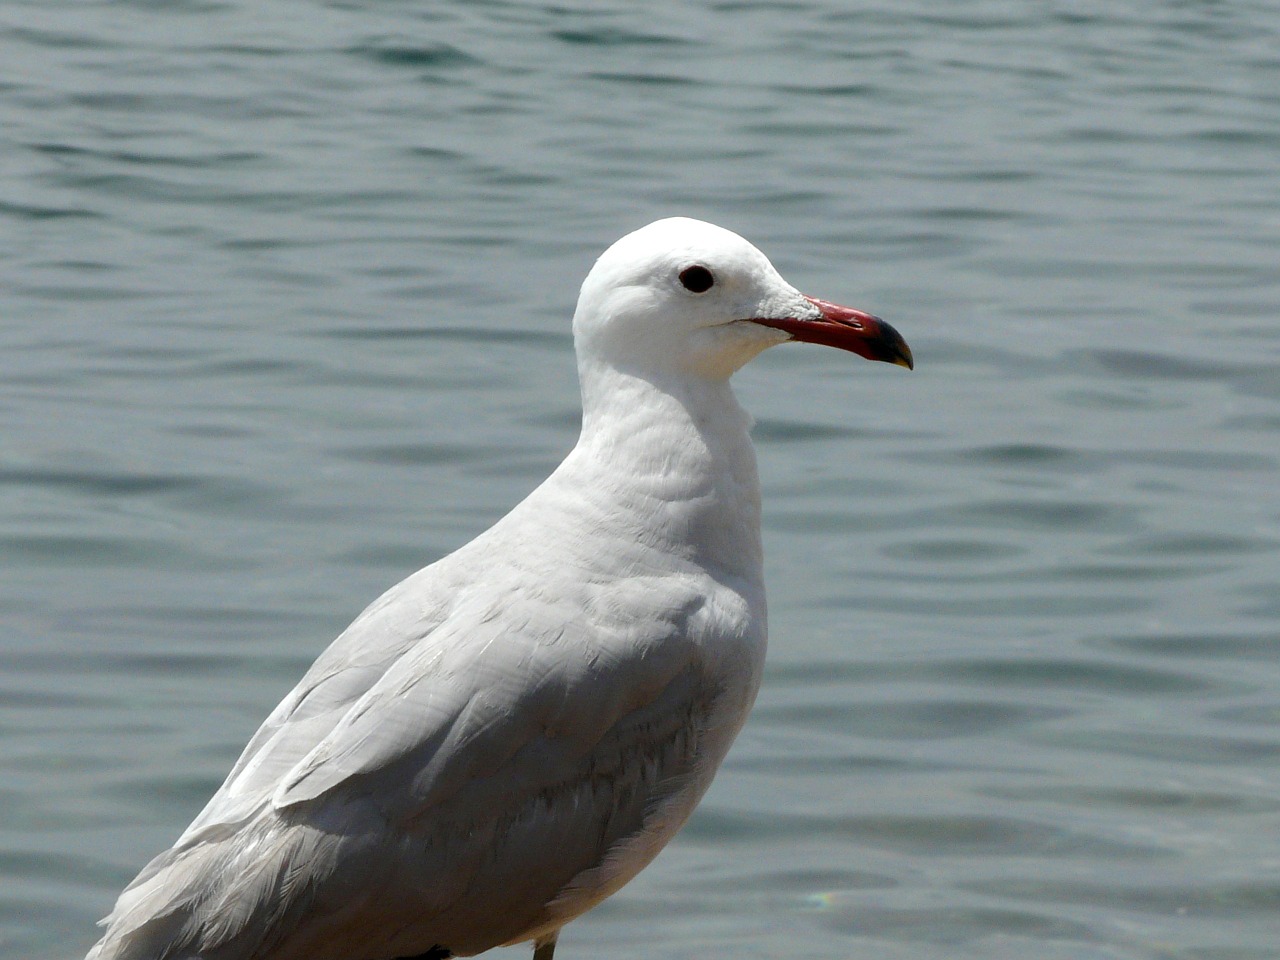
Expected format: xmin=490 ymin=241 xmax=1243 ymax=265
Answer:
xmin=92 ymin=569 xmax=722 ymax=960
xmin=273 ymin=583 xmax=709 ymax=817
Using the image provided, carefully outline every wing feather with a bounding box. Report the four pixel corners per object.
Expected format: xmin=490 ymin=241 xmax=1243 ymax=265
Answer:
xmin=273 ymin=584 xmax=707 ymax=819
xmin=92 ymin=573 xmax=724 ymax=960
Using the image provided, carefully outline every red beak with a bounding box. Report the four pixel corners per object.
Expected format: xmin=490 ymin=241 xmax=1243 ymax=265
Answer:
xmin=751 ymin=296 xmax=913 ymax=370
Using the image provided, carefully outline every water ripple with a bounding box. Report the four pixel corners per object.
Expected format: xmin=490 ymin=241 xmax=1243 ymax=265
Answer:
xmin=5 ymin=2 xmax=1280 ymax=958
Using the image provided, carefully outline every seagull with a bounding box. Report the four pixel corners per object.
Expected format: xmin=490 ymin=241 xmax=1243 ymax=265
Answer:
xmin=87 ymin=217 xmax=912 ymax=960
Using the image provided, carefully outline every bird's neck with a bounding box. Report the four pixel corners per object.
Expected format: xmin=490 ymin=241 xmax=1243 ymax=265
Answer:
xmin=568 ymin=360 xmax=764 ymax=581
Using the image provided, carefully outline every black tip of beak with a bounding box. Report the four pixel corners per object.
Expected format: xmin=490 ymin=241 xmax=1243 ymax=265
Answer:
xmin=876 ymin=319 xmax=914 ymax=370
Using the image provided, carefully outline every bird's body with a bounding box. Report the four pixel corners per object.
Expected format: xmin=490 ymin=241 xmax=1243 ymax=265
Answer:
xmin=87 ymin=218 xmax=911 ymax=960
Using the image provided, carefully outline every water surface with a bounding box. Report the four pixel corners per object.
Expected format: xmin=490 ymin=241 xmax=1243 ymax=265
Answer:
xmin=3 ymin=2 xmax=1279 ymax=958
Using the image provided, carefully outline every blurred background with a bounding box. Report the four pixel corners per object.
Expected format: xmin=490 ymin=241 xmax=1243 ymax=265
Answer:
xmin=2 ymin=2 xmax=1278 ymax=958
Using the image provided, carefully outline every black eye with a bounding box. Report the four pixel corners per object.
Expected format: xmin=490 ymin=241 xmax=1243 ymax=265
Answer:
xmin=678 ymin=265 xmax=715 ymax=293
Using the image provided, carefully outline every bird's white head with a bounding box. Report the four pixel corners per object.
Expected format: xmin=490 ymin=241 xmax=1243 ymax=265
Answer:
xmin=572 ymin=217 xmax=912 ymax=383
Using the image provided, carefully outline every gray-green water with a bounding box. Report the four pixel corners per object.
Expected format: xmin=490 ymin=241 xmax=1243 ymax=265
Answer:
xmin=4 ymin=2 xmax=1279 ymax=958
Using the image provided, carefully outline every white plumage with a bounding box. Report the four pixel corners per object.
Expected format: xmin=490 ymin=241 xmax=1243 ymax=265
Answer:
xmin=87 ymin=217 xmax=911 ymax=960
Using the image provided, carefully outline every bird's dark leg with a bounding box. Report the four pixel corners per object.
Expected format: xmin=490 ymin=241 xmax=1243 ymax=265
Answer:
xmin=394 ymin=948 xmax=451 ymax=960
xmin=532 ymin=932 xmax=558 ymax=960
